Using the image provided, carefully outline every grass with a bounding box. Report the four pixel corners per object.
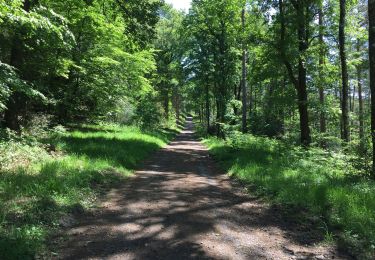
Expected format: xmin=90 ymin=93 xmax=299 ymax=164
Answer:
xmin=204 ymin=134 xmax=375 ymax=259
xmin=0 ymin=123 xmax=179 ymax=259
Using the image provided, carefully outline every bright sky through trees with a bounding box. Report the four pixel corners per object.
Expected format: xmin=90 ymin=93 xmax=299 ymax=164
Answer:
xmin=165 ymin=0 xmax=191 ymax=11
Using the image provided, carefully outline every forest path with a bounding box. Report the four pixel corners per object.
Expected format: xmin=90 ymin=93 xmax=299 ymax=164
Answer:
xmin=56 ymin=118 xmax=347 ymax=260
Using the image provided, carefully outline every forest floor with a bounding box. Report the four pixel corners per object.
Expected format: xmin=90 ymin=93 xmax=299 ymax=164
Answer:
xmin=54 ymin=118 xmax=349 ymax=260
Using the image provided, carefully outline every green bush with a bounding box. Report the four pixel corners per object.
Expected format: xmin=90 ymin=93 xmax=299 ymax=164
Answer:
xmin=135 ymin=93 xmax=163 ymax=130
xmin=204 ymin=134 xmax=375 ymax=259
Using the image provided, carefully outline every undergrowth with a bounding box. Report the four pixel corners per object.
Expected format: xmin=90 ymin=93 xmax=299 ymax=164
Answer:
xmin=0 ymin=123 xmax=178 ymax=259
xmin=204 ymin=134 xmax=375 ymax=259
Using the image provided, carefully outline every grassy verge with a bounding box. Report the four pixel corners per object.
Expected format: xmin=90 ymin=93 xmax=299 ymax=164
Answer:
xmin=204 ymin=134 xmax=375 ymax=259
xmin=0 ymin=124 xmax=178 ymax=259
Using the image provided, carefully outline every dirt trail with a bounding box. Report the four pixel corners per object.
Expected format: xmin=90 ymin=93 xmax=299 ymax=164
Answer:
xmin=56 ymin=118 xmax=348 ymax=260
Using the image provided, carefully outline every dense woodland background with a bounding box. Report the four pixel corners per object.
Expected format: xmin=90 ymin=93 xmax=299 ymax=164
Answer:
xmin=1 ymin=0 xmax=375 ymax=259
xmin=1 ymin=0 xmax=374 ymax=156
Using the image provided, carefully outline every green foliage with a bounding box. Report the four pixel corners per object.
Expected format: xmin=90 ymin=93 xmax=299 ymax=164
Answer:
xmin=205 ymin=134 xmax=375 ymax=259
xmin=0 ymin=63 xmax=15 ymax=111
xmin=0 ymin=0 xmax=163 ymax=128
xmin=183 ymin=0 xmax=243 ymax=123
xmin=135 ymin=93 xmax=164 ymax=130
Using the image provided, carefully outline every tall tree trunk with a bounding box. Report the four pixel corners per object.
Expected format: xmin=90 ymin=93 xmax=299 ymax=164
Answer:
xmin=339 ymin=0 xmax=350 ymax=143
xmin=173 ymin=87 xmax=180 ymax=122
xmin=358 ymin=64 xmax=364 ymax=152
xmin=369 ymin=0 xmax=375 ymax=175
xmin=299 ymin=2 xmax=311 ymax=146
xmin=352 ymin=85 xmax=355 ymax=113
xmin=279 ymin=0 xmax=311 ymax=146
xmin=164 ymin=89 xmax=169 ymax=120
xmin=318 ymin=4 xmax=327 ymax=144
xmin=241 ymin=8 xmax=248 ymax=133
xmin=249 ymin=83 xmax=253 ymax=116
xmin=233 ymin=82 xmax=238 ymax=115
xmin=205 ymin=83 xmax=210 ymax=131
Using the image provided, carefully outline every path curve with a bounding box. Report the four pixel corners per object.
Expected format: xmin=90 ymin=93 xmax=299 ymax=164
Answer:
xmin=56 ymin=118 xmax=347 ymax=260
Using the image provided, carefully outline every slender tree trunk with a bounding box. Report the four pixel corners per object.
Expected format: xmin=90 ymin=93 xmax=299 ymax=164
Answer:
xmin=241 ymin=8 xmax=248 ymax=133
xmin=233 ymin=82 xmax=241 ymax=115
xmin=279 ymin=0 xmax=311 ymax=146
xmin=318 ymin=4 xmax=327 ymax=142
xmin=352 ymin=85 xmax=355 ymax=113
xmin=164 ymin=89 xmax=169 ymax=120
xmin=339 ymin=0 xmax=350 ymax=143
xmin=205 ymin=83 xmax=210 ymax=131
xmin=369 ymin=0 xmax=375 ymax=175
xmin=297 ymin=7 xmax=311 ymax=146
xmin=176 ymin=91 xmax=180 ymax=122
xmin=233 ymin=82 xmax=238 ymax=115
xmin=358 ymin=65 xmax=364 ymax=152
xmin=297 ymin=70 xmax=311 ymax=146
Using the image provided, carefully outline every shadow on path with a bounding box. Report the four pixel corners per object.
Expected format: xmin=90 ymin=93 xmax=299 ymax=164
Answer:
xmin=56 ymin=118 xmax=348 ymax=260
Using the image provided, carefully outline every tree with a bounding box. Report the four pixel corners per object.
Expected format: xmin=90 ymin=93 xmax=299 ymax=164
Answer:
xmin=0 ymin=0 xmax=164 ymax=130
xmin=339 ymin=0 xmax=350 ymax=143
xmin=185 ymin=0 xmax=242 ymax=136
xmin=318 ymin=2 xmax=327 ymax=141
xmin=278 ymin=0 xmax=312 ymax=146
xmin=3 ymin=0 xmax=31 ymax=131
xmin=369 ymin=0 xmax=375 ymax=174
xmin=153 ymin=4 xmax=185 ymax=122
xmin=357 ymin=39 xmax=365 ymax=152
xmin=115 ymin=0 xmax=163 ymax=48
xmin=241 ymin=6 xmax=248 ymax=133
xmin=0 ymin=0 xmax=74 ymax=130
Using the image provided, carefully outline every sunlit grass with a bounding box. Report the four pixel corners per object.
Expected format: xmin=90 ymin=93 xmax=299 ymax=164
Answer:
xmin=204 ymin=135 xmax=375 ymax=259
xmin=0 ymin=124 xmax=178 ymax=259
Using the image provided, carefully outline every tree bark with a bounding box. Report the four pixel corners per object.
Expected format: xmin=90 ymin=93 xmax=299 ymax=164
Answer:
xmin=318 ymin=5 xmax=326 ymax=137
xmin=339 ymin=0 xmax=350 ymax=143
xmin=351 ymin=85 xmax=355 ymax=113
xmin=358 ymin=64 xmax=364 ymax=152
xmin=205 ymin=83 xmax=210 ymax=131
xmin=279 ymin=0 xmax=311 ymax=146
xmin=163 ymin=89 xmax=169 ymax=120
xmin=369 ymin=0 xmax=375 ymax=175
xmin=241 ymin=8 xmax=248 ymax=133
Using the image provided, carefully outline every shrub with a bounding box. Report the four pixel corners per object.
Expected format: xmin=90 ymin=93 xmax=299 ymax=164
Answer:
xmin=135 ymin=93 xmax=163 ymax=130
xmin=204 ymin=134 xmax=375 ymax=259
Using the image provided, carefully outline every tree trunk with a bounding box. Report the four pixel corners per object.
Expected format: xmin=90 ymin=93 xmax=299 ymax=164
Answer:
xmin=205 ymin=83 xmax=210 ymax=131
xmin=164 ymin=89 xmax=169 ymax=120
xmin=176 ymin=92 xmax=180 ymax=122
xmin=352 ymin=85 xmax=355 ymax=113
xmin=241 ymin=8 xmax=248 ymax=133
xmin=358 ymin=65 xmax=364 ymax=152
xmin=249 ymin=79 xmax=253 ymax=119
xmin=23 ymin=0 xmax=31 ymax=11
xmin=233 ymin=82 xmax=241 ymax=115
xmin=339 ymin=0 xmax=350 ymax=143
xmin=369 ymin=0 xmax=375 ymax=175
xmin=318 ymin=4 xmax=327 ymax=144
xmin=297 ymin=65 xmax=311 ymax=146
xmin=279 ymin=0 xmax=311 ymax=146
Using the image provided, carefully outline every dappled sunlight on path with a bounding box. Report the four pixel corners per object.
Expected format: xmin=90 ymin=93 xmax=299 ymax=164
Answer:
xmin=56 ymin=118 xmax=347 ymax=260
